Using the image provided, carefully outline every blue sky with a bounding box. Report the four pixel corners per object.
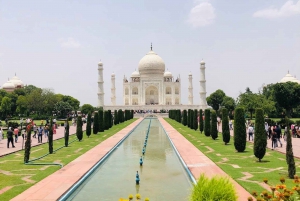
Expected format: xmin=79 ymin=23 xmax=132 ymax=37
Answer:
xmin=0 ymin=0 xmax=299 ymax=106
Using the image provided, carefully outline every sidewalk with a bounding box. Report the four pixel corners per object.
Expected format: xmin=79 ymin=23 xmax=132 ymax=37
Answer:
xmin=0 ymin=125 xmax=86 ymax=157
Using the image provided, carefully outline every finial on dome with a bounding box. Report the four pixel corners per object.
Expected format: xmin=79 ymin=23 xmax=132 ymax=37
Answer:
xmin=288 ymin=70 xmax=289 ymax=74
xmin=151 ymin=43 xmax=152 ymax=51
xmin=15 ymin=72 xmax=16 ymax=76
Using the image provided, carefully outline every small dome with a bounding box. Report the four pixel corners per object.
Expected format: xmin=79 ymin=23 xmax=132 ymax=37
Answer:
xmin=131 ymin=70 xmax=140 ymax=77
xmin=138 ymin=50 xmax=165 ymax=76
xmin=280 ymin=73 xmax=300 ymax=83
xmin=111 ymin=72 xmax=115 ymax=76
xmin=164 ymin=70 xmax=172 ymax=77
xmin=2 ymin=80 xmax=15 ymax=89
xmin=200 ymin=60 xmax=205 ymax=65
xmin=98 ymin=61 xmax=103 ymax=66
xmin=11 ymin=75 xmax=24 ymax=87
xmin=188 ymin=72 xmax=192 ymax=76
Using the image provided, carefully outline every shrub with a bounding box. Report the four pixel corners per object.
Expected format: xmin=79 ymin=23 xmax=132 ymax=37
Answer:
xmin=211 ymin=110 xmax=218 ymax=140
xmin=99 ymin=109 xmax=104 ymax=132
xmin=222 ymin=108 xmax=230 ymax=145
xmin=199 ymin=109 xmax=204 ymax=134
xmin=234 ymin=107 xmax=246 ymax=152
xmin=76 ymin=116 xmax=83 ymax=141
xmin=254 ymin=108 xmax=267 ymax=161
xmin=48 ymin=118 xmax=53 ymax=154
xmin=93 ymin=112 xmax=99 ymax=134
xmin=118 ymin=109 xmax=123 ymax=123
xmin=86 ymin=112 xmax=91 ymax=138
xmin=182 ymin=110 xmax=187 ymax=126
xmin=108 ymin=110 xmax=112 ymax=128
xmin=187 ymin=109 xmax=191 ymax=128
xmin=189 ymin=174 xmax=237 ymax=201
xmin=204 ymin=109 xmax=211 ymax=137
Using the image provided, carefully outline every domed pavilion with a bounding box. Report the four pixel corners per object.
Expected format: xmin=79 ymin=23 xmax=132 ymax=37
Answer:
xmin=1 ymin=74 xmax=24 ymax=92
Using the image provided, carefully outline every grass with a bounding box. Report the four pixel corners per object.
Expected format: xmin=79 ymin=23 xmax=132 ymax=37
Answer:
xmin=165 ymin=118 xmax=300 ymax=196
xmin=0 ymin=119 xmax=137 ymax=201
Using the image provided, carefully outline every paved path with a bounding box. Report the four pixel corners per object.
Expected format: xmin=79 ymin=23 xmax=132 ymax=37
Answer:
xmin=0 ymin=125 xmax=86 ymax=157
xmin=11 ymin=118 xmax=143 ymax=201
xmin=160 ymin=118 xmax=252 ymax=201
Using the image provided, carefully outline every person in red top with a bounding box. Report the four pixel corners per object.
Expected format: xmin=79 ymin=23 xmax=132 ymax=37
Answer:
xmin=53 ymin=124 xmax=56 ymax=134
xmin=14 ymin=127 xmax=19 ymax=143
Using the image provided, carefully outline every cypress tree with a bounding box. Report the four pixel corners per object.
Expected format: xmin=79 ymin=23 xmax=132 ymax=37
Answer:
xmin=131 ymin=110 xmax=134 ymax=119
xmin=48 ymin=118 xmax=53 ymax=154
xmin=104 ymin=111 xmax=110 ymax=130
xmin=286 ymin=117 xmax=296 ymax=178
xmin=190 ymin=110 xmax=194 ymax=129
xmin=177 ymin=109 xmax=181 ymax=123
xmin=187 ymin=109 xmax=190 ymax=127
xmin=204 ymin=109 xmax=211 ymax=137
xmin=76 ymin=116 xmax=83 ymax=141
xmin=222 ymin=108 xmax=230 ymax=145
xmin=199 ymin=109 xmax=204 ymax=134
xmin=65 ymin=120 xmax=70 ymax=146
xmin=99 ymin=109 xmax=104 ymax=132
xmin=108 ymin=110 xmax=112 ymax=128
xmin=114 ymin=110 xmax=118 ymax=125
xmin=24 ymin=123 xmax=33 ymax=163
xmin=254 ymin=108 xmax=267 ymax=162
xmin=93 ymin=112 xmax=99 ymax=134
xmin=86 ymin=112 xmax=91 ymax=138
xmin=234 ymin=107 xmax=246 ymax=152
xmin=182 ymin=110 xmax=187 ymax=126
xmin=118 ymin=109 xmax=123 ymax=123
xmin=211 ymin=110 xmax=218 ymax=140
xmin=194 ymin=109 xmax=198 ymax=131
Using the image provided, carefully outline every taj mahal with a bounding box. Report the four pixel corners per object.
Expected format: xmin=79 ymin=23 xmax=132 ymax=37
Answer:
xmin=98 ymin=45 xmax=208 ymax=111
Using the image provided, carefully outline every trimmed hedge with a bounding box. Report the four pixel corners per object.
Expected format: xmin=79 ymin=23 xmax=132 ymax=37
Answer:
xmin=254 ymin=108 xmax=267 ymax=161
xmin=211 ymin=110 xmax=218 ymax=140
xmin=222 ymin=108 xmax=230 ymax=145
xmin=204 ymin=109 xmax=211 ymax=137
xmin=234 ymin=107 xmax=246 ymax=152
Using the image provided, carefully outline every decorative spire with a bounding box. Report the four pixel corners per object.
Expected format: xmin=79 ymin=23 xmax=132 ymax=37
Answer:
xmin=151 ymin=43 xmax=152 ymax=51
xmin=15 ymin=72 xmax=16 ymax=76
xmin=288 ymin=70 xmax=289 ymax=74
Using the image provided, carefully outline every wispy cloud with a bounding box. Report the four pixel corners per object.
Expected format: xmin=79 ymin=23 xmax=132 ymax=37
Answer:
xmin=60 ymin=37 xmax=81 ymax=48
xmin=187 ymin=1 xmax=216 ymax=27
xmin=253 ymin=0 xmax=300 ymax=19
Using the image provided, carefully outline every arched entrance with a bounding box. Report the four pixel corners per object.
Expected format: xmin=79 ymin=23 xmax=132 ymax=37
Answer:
xmin=145 ymin=86 xmax=159 ymax=105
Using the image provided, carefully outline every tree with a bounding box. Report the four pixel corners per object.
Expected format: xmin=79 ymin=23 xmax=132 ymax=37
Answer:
xmin=190 ymin=110 xmax=194 ymax=129
xmin=104 ymin=111 xmax=109 ymax=130
xmin=86 ymin=112 xmax=92 ymax=137
xmin=48 ymin=118 xmax=53 ymax=154
xmin=221 ymin=96 xmax=236 ymax=114
xmin=65 ymin=120 xmax=70 ymax=146
xmin=211 ymin=110 xmax=218 ymax=140
xmin=16 ymin=95 xmax=27 ymax=115
xmin=24 ymin=123 xmax=33 ymax=163
xmin=93 ymin=112 xmax=99 ymax=134
xmin=187 ymin=109 xmax=191 ymax=128
xmin=204 ymin=109 xmax=211 ymax=137
xmin=273 ymin=82 xmax=300 ymax=117
xmin=234 ymin=108 xmax=246 ymax=152
xmin=0 ymin=97 xmax=12 ymax=117
xmin=118 ymin=109 xmax=123 ymax=123
xmin=199 ymin=109 xmax=204 ymax=134
xmin=99 ymin=109 xmax=104 ymax=132
xmin=254 ymin=108 xmax=267 ymax=162
xmin=222 ymin=108 xmax=230 ymax=145
xmin=286 ymin=117 xmax=296 ymax=178
xmin=194 ymin=109 xmax=198 ymax=131
xmin=53 ymin=101 xmax=73 ymax=118
xmin=182 ymin=110 xmax=187 ymax=126
xmin=76 ymin=116 xmax=83 ymax=141
xmin=114 ymin=110 xmax=118 ymax=125
xmin=81 ymin=104 xmax=94 ymax=115
xmin=61 ymin=95 xmax=80 ymax=110
xmin=108 ymin=110 xmax=112 ymax=128
xmin=206 ymin=89 xmax=226 ymax=111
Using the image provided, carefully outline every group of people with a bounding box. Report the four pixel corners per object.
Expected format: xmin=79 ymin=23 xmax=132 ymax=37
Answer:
xmin=265 ymin=123 xmax=283 ymax=150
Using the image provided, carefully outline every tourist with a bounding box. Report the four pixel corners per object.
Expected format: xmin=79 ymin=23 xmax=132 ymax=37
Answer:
xmin=33 ymin=124 xmax=37 ymax=138
xmin=268 ymin=126 xmax=272 ymax=140
xmin=22 ymin=129 xmax=26 ymax=140
xmin=7 ymin=127 xmax=15 ymax=148
xmin=283 ymin=126 xmax=287 ymax=141
xmin=37 ymin=126 xmax=43 ymax=143
xmin=14 ymin=127 xmax=19 ymax=143
xmin=264 ymin=122 xmax=269 ymax=137
xmin=248 ymin=124 xmax=254 ymax=141
xmin=53 ymin=124 xmax=56 ymax=134
xmin=0 ymin=127 xmax=2 ymax=143
xmin=271 ymin=128 xmax=277 ymax=150
xmin=44 ymin=124 xmax=49 ymax=138
xmin=275 ymin=125 xmax=282 ymax=147
xmin=229 ymin=120 xmax=233 ymax=130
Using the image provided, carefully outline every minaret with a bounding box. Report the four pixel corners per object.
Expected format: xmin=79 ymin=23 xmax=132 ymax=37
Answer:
xmin=188 ymin=72 xmax=193 ymax=105
xmin=199 ymin=60 xmax=207 ymax=108
xmin=111 ymin=72 xmax=116 ymax=106
xmin=97 ymin=61 xmax=104 ymax=107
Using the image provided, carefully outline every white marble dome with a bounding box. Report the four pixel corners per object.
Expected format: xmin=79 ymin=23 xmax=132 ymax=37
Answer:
xmin=164 ymin=70 xmax=172 ymax=77
xmin=10 ymin=75 xmax=24 ymax=87
xmin=2 ymin=80 xmax=15 ymax=89
xmin=280 ymin=73 xmax=300 ymax=83
xmin=138 ymin=50 xmax=165 ymax=76
xmin=131 ymin=70 xmax=140 ymax=77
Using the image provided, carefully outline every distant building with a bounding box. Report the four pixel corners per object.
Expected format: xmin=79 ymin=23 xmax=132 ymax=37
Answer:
xmin=1 ymin=74 xmax=24 ymax=92
xmin=279 ymin=71 xmax=300 ymax=84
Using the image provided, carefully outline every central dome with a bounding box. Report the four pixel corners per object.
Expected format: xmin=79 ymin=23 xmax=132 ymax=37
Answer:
xmin=138 ymin=50 xmax=165 ymax=76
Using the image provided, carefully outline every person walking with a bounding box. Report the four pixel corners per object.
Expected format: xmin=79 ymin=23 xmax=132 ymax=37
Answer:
xmin=7 ymin=127 xmax=15 ymax=148
xmin=0 ymin=127 xmax=3 ymax=143
xmin=276 ymin=125 xmax=282 ymax=147
xmin=22 ymin=129 xmax=26 ymax=140
xmin=33 ymin=124 xmax=37 ymax=138
xmin=14 ymin=127 xmax=19 ymax=143
xmin=37 ymin=126 xmax=43 ymax=143
xmin=248 ymin=124 xmax=254 ymax=141
xmin=271 ymin=128 xmax=277 ymax=150
xmin=44 ymin=124 xmax=48 ymax=138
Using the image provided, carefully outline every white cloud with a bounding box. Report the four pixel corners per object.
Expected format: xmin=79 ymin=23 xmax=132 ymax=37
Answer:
xmin=253 ymin=0 xmax=300 ymax=19
xmin=60 ymin=37 xmax=81 ymax=48
xmin=187 ymin=1 xmax=216 ymax=27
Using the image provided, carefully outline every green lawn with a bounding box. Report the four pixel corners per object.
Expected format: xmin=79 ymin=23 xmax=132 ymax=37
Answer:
xmin=165 ymin=118 xmax=300 ymax=196
xmin=0 ymin=119 xmax=137 ymax=201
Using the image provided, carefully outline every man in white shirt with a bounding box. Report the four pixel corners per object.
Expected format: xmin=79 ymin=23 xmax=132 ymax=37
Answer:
xmin=248 ymin=124 xmax=254 ymax=141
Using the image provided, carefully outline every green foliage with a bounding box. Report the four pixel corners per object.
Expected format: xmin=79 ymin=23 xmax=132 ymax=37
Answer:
xmin=286 ymin=117 xmax=296 ymax=178
xmin=189 ymin=174 xmax=237 ymax=201
xmin=190 ymin=110 xmax=194 ymax=129
xmin=204 ymin=109 xmax=210 ymax=137
xmin=182 ymin=110 xmax=187 ymax=126
xmin=118 ymin=109 xmax=124 ymax=123
xmin=221 ymin=96 xmax=236 ymax=114
xmin=65 ymin=120 xmax=70 ymax=146
xmin=187 ymin=109 xmax=191 ymax=128
xmin=0 ymin=96 xmax=12 ymax=117
xmin=199 ymin=109 xmax=204 ymax=134
xmin=104 ymin=111 xmax=109 ymax=130
xmin=76 ymin=116 xmax=83 ymax=141
xmin=234 ymin=108 xmax=246 ymax=152
xmin=254 ymin=108 xmax=267 ymax=161
xmin=24 ymin=125 xmax=32 ymax=163
xmin=222 ymin=108 xmax=230 ymax=144
xmin=53 ymin=101 xmax=73 ymax=118
xmin=193 ymin=109 xmax=198 ymax=131
xmin=80 ymin=104 xmax=94 ymax=115
xmin=93 ymin=112 xmax=99 ymax=134
xmin=108 ymin=110 xmax=112 ymax=128
xmin=114 ymin=110 xmax=118 ymax=125
xmin=206 ymin=89 xmax=226 ymax=111
xmin=211 ymin=110 xmax=218 ymax=140
xmin=48 ymin=118 xmax=53 ymax=154
xmin=99 ymin=110 xmax=104 ymax=132
xmin=86 ymin=112 xmax=91 ymax=138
